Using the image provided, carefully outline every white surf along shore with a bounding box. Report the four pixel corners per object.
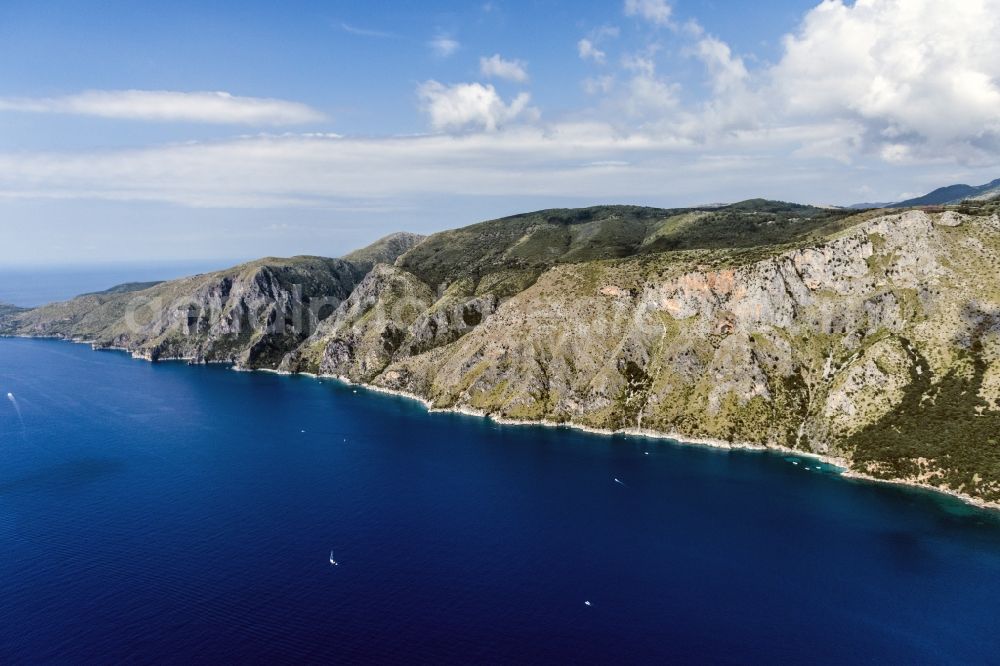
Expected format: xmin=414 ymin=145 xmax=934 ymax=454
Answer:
xmin=253 ymin=360 xmax=1000 ymax=513
xmin=15 ymin=335 xmax=997 ymax=513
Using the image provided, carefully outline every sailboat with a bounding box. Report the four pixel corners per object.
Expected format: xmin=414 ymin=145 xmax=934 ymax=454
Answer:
xmin=329 ymin=550 xmax=338 ymax=566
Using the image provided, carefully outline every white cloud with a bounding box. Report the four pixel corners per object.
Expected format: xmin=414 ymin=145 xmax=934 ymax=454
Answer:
xmin=577 ymin=0 xmax=1000 ymax=165
xmin=770 ymin=0 xmax=1000 ymax=161
xmin=577 ymin=39 xmax=606 ymax=64
xmin=479 ymin=54 xmax=529 ymax=83
xmin=428 ymin=35 xmax=460 ymax=58
xmin=694 ymin=36 xmax=748 ymax=94
xmin=578 ymin=25 xmax=619 ymax=66
xmin=606 ymin=51 xmax=678 ymax=120
xmin=681 ymin=19 xmax=704 ymax=38
xmin=0 ymin=124 xmax=859 ymax=209
xmin=621 ymin=73 xmax=678 ymax=119
xmin=417 ymin=81 xmax=536 ymax=132
xmin=3 ymin=0 xmax=1000 ymax=231
xmin=622 ymin=52 xmax=656 ymax=77
xmin=592 ymin=25 xmax=621 ymax=41
xmin=0 ymin=90 xmax=326 ymax=125
xmin=340 ymin=22 xmax=394 ymax=38
xmin=583 ymin=76 xmax=615 ymax=95
xmin=624 ymin=0 xmax=672 ymax=27
xmin=1 ymin=120 xmax=994 ymax=224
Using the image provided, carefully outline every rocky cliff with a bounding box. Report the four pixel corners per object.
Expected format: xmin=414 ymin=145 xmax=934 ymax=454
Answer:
xmin=372 ymin=209 xmax=1000 ymax=503
xmin=341 ymin=231 xmax=426 ymax=274
xmin=3 ymin=256 xmax=360 ymax=367
xmin=4 ymin=201 xmax=1000 ymax=505
xmin=0 ymin=232 xmax=427 ymax=367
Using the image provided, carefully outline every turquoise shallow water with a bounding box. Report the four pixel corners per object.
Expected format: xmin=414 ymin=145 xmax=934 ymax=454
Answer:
xmin=1 ymin=338 xmax=999 ymax=663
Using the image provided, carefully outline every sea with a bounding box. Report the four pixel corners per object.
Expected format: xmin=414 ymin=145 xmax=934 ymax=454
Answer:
xmin=1 ymin=337 xmax=999 ymax=663
xmin=0 ymin=262 xmax=233 ymax=308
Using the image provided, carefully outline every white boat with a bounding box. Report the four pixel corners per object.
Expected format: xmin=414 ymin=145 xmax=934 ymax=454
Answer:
xmin=329 ymin=550 xmax=338 ymax=566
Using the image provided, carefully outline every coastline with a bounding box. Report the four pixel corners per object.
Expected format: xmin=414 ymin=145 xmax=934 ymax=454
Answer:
xmin=259 ymin=363 xmax=1000 ymax=513
xmin=5 ymin=335 xmax=999 ymax=512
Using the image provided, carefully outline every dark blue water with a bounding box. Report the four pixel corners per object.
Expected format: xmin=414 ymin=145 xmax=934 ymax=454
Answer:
xmin=2 ymin=338 xmax=999 ymax=664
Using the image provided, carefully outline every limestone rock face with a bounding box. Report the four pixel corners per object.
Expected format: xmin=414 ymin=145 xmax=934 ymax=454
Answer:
xmin=315 ymin=265 xmax=435 ymax=380
xmin=406 ymin=295 xmax=500 ymax=356
xmin=371 ymin=211 xmax=1000 ymax=501
xmin=7 ymin=207 xmax=1000 ymax=503
xmin=282 ymin=265 xmax=503 ymax=381
xmin=6 ymin=257 xmax=359 ymax=368
xmin=341 ymin=231 xmax=427 ymax=274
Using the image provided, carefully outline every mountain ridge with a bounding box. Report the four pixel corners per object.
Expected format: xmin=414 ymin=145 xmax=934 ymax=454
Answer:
xmin=850 ymin=177 xmax=1000 ymax=209
xmin=3 ymin=198 xmax=1000 ymax=507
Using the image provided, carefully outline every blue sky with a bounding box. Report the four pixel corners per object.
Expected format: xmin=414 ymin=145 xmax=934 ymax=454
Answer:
xmin=0 ymin=0 xmax=813 ymax=146
xmin=2 ymin=0 xmax=999 ymax=265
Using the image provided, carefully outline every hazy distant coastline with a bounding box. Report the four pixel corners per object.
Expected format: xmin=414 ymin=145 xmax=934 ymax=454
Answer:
xmin=0 ymin=261 xmax=236 ymax=307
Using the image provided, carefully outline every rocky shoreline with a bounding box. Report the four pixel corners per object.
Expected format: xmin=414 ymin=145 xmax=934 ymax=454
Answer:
xmin=5 ymin=332 xmax=998 ymax=512
xmin=258 ymin=359 xmax=1000 ymax=513
xmin=5 ymin=205 xmax=1000 ymax=512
